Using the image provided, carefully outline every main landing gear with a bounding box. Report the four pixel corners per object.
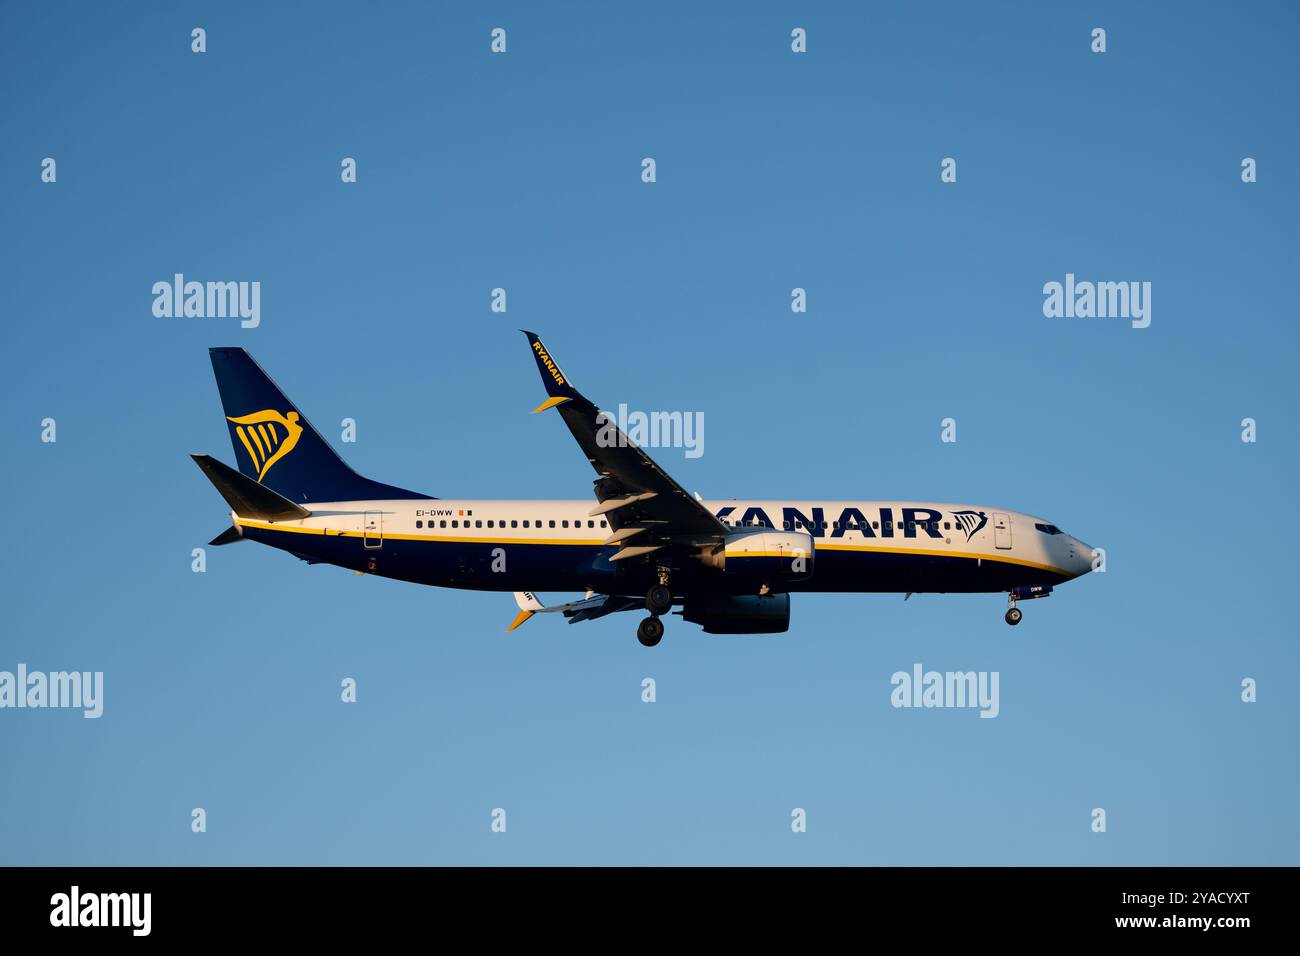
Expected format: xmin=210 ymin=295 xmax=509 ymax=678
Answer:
xmin=637 ymin=616 xmax=665 ymax=647
xmin=646 ymin=583 xmax=672 ymax=615
xmin=1005 ymin=606 xmax=1023 ymax=626
xmin=638 ymin=572 xmax=673 ymax=647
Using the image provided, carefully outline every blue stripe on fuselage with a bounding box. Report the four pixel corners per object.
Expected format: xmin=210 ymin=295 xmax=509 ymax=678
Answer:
xmin=238 ymin=525 xmax=1070 ymax=595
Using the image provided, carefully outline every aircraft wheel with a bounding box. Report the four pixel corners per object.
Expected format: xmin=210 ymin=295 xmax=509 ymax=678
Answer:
xmin=1005 ymin=607 xmax=1022 ymax=626
xmin=637 ymin=616 xmax=664 ymax=647
xmin=646 ymin=584 xmax=672 ymax=615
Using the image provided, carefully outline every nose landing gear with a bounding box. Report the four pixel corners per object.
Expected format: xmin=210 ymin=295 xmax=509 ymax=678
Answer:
xmin=1005 ymin=584 xmax=1052 ymax=625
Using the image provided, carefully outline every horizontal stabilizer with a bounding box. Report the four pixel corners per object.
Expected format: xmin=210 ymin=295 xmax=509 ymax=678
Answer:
xmin=208 ymin=526 xmax=244 ymax=546
xmin=191 ymin=454 xmax=312 ymax=521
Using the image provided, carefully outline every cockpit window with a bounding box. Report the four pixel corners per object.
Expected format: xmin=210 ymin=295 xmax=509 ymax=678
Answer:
xmin=1034 ymin=523 xmax=1063 ymax=535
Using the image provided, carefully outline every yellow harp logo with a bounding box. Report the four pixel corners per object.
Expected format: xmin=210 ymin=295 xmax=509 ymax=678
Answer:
xmin=226 ymin=409 xmax=303 ymax=481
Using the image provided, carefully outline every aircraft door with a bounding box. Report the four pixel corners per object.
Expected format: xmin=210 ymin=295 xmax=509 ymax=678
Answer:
xmin=993 ymin=512 xmax=1012 ymax=550
xmin=363 ymin=511 xmax=383 ymax=549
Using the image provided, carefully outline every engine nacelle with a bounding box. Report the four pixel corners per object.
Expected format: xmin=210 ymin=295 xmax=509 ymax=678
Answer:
xmin=702 ymin=530 xmax=814 ymax=583
xmin=682 ymin=593 xmax=791 ymax=634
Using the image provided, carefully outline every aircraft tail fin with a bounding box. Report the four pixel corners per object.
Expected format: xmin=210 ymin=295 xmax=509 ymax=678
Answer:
xmin=208 ymin=348 xmax=429 ymax=504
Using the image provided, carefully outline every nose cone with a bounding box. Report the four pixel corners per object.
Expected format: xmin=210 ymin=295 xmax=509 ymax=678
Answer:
xmin=1066 ymin=537 xmax=1095 ymax=578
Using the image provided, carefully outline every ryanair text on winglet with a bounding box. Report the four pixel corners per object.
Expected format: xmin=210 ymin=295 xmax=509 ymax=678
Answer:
xmin=532 ymin=340 xmax=566 ymax=386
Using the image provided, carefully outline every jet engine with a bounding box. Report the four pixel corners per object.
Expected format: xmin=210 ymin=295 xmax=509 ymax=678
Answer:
xmin=682 ymin=594 xmax=791 ymax=634
xmin=700 ymin=529 xmax=814 ymax=583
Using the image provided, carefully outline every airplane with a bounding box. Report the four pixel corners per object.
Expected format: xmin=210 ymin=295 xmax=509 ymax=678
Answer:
xmin=192 ymin=332 xmax=1096 ymax=647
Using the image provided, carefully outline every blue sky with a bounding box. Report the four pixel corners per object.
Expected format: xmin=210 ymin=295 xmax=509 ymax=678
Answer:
xmin=1 ymin=1 xmax=1296 ymax=865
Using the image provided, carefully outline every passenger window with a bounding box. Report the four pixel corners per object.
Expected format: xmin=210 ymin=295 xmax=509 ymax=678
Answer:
xmin=600 ymin=520 xmax=606 ymax=528
xmin=452 ymin=520 xmax=458 ymax=528
xmin=549 ymin=520 xmax=556 ymax=528
xmin=510 ymin=520 xmax=517 ymax=528
xmin=416 ymin=520 xmax=423 ymax=529
xmin=440 ymin=520 xmax=446 ymax=528
xmin=476 ymin=520 xmax=482 ymax=528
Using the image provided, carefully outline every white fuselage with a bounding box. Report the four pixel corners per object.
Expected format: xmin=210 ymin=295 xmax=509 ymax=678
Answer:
xmin=232 ymin=498 xmax=1094 ymax=596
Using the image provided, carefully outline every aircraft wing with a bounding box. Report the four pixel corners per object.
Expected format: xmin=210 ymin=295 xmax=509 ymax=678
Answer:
xmin=521 ymin=331 xmax=727 ymax=558
xmin=508 ymin=590 xmax=645 ymax=631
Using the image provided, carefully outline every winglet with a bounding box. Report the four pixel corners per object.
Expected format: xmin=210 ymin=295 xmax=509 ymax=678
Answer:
xmin=532 ymin=396 xmax=571 ymax=414
xmin=521 ymin=331 xmax=583 ymax=412
xmin=507 ymin=591 xmax=546 ymax=632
